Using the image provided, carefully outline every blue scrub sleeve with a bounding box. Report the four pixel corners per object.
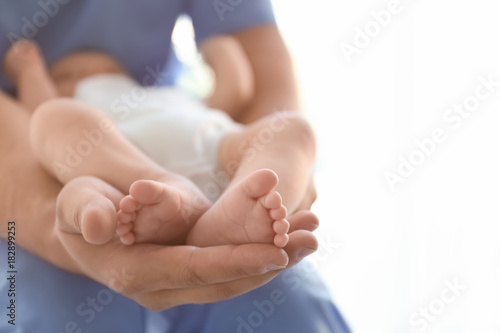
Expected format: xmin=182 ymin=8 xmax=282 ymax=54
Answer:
xmin=183 ymin=0 xmax=277 ymax=43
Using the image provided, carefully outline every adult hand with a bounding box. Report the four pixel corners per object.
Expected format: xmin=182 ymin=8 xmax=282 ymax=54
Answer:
xmin=57 ymin=211 xmax=319 ymax=311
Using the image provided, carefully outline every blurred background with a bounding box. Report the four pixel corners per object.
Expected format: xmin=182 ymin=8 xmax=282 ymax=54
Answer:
xmin=174 ymin=1 xmax=500 ymax=331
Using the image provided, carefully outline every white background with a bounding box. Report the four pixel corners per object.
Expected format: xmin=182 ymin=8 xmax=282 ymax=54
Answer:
xmin=271 ymin=0 xmax=500 ymax=332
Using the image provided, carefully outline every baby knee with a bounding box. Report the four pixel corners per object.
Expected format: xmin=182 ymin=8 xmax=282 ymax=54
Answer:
xmin=30 ymin=98 xmax=114 ymax=149
xmin=32 ymin=98 xmax=112 ymax=131
xmin=30 ymin=99 xmax=66 ymax=144
xmin=274 ymin=112 xmax=316 ymax=150
xmin=32 ymin=98 xmax=78 ymax=127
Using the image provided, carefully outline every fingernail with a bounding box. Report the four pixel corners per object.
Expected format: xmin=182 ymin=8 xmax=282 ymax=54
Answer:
xmin=296 ymin=248 xmax=315 ymax=260
xmin=302 ymin=223 xmax=318 ymax=231
xmin=264 ymin=264 xmax=287 ymax=272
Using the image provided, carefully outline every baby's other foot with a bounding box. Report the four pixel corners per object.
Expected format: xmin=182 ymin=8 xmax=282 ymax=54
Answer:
xmin=117 ymin=177 xmax=211 ymax=245
xmin=187 ymin=169 xmax=290 ymax=248
xmin=4 ymin=39 xmax=46 ymax=83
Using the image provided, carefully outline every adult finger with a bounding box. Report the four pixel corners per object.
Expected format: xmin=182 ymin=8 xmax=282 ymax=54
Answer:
xmin=288 ymin=210 xmax=319 ymax=233
xmin=136 ymin=270 xmax=279 ymax=310
xmin=284 ymin=229 xmax=319 ymax=268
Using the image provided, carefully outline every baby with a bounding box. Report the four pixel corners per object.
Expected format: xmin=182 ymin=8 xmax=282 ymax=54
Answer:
xmin=3 ymin=40 xmax=317 ymax=250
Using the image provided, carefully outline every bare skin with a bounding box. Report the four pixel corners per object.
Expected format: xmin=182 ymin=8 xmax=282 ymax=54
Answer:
xmin=5 ymin=40 xmax=316 ymax=250
xmin=201 ymin=34 xmax=254 ymax=119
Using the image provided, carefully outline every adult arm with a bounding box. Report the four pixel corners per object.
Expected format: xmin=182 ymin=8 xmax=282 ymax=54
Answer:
xmin=230 ymin=24 xmax=302 ymax=124
xmin=201 ymin=25 xmax=301 ymax=123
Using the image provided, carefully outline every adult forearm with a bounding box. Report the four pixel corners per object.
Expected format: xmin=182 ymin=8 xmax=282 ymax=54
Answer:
xmin=232 ymin=24 xmax=302 ymax=124
xmin=201 ymin=35 xmax=254 ymax=119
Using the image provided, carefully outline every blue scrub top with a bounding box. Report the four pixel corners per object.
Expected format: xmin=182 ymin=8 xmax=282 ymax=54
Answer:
xmin=0 ymin=0 xmax=275 ymax=91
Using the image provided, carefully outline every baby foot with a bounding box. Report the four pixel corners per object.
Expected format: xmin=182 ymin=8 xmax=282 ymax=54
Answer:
xmin=56 ymin=176 xmax=123 ymax=245
xmin=187 ymin=169 xmax=290 ymax=248
xmin=116 ymin=177 xmax=211 ymax=245
xmin=4 ymin=39 xmax=46 ymax=83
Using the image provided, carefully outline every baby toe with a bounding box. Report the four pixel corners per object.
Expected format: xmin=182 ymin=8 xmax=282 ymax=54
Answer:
xmin=119 ymin=232 xmax=135 ymax=246
xmin=129 ymin=180 xmax=167 ymax=205
xmin=117 ymin=210 xmax=135 ymax=224
xmin=270 ymin=205 xmax=287 ymax=221
xmin=241 ymin=169 xmax=279 ymax=199
xmin=261 ymin=191 xmax=282 ymax=209
xmin=273 ymin=219 xmax=290 ymax=234
xmin=274 ymin=233 xmax=289 ymax=248
xmin=116 ymin=221 xmax=133 ymax=236
xmin=120 ymin=195 xmax=141 ymax=213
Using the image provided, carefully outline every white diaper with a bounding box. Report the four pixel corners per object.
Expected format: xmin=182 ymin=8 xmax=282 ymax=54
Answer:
xmin=74 ymin=74 xmax=242 ymax=201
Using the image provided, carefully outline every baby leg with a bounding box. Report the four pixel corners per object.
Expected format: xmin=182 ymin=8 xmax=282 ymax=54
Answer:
xmin=223 ymin=112 xmax=316 ymax=210
xmin=4 ymin=39 xmax=59 ymax=112
xmin=30 ymin=98 xmax=211 ymax=245
xmin=187 ymin=112 xmax=316 ymax=248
